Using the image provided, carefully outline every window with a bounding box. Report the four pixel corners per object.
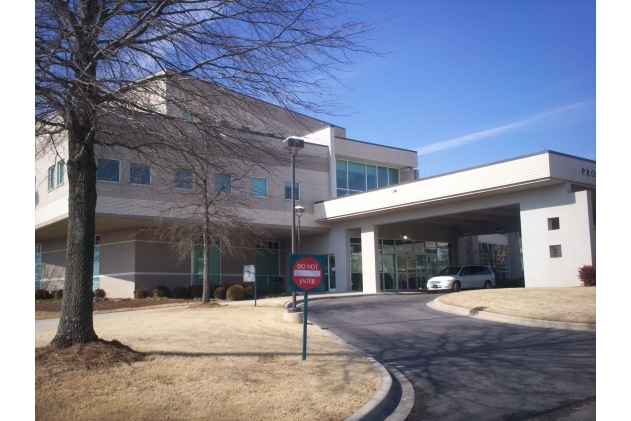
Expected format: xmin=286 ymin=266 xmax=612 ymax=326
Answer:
xmin=97 ymin=158 xmax=120 ymax=182
xmin=548 ymin=217 xmax=560 ymax=230
xmin=285 ymin=181 xmax=300 ymax=201
xmin=215 ymin=173 xmax=232 ymax=193
xmin=130 ymin=163 xmax=150 ymax=185
xmin=336 ymin=159 xmax=400 ymax=196
xmin=251 ymin=177 xmax=267 ymax=197
xmin=47 ymin=165 xmax=55 ymax=190
xmin=182 ymin=109 xmax=193 ymax=121
xmin=549 ymin=245 xmax=562 ymax=258
xmin=174 ymin=169 xmax=193 ymax=189
xmin=56 ymin=161 xmax=66 ymax=185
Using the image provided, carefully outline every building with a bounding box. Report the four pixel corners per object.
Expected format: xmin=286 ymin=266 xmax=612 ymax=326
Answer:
xmin=35 ymin=80 xmax=595 ymax=297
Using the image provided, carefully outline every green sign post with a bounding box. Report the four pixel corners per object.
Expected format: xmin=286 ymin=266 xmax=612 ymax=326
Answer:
xmin=288 ymin=254 xmax=326 ymax=360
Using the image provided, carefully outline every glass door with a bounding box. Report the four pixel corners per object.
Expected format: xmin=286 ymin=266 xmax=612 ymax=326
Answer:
xmin=327 ymin=254 xmax=336 ymax=292
xmin=397 ymin=255 xmax=408 ymax=289
xmin=381 ymin=254 xmax=396 ymax=290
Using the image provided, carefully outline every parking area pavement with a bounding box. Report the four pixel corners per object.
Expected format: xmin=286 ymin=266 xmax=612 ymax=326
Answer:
xmin=308 ymin=294 xmax=596 ymax=421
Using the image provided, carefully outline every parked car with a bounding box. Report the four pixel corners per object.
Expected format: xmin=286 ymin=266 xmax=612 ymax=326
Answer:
xmin=424 ymin=265 xmax=496 ymax=292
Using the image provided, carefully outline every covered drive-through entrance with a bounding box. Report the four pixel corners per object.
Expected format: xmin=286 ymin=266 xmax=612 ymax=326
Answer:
xmin=306 ymin=151 xmax=595 ymax=293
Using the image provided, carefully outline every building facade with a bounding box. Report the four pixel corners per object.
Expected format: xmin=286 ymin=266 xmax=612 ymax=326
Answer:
xmin=35 ymin=81 xmax=595 ymax=297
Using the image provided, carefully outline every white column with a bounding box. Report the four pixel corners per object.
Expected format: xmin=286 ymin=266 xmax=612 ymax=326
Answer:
xmin=361 ymin=225 xmax=380 ymax=294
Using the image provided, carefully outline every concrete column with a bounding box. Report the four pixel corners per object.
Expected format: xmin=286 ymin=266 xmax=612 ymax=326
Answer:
xmin=361 ymin=225 xmax=380 ymax=294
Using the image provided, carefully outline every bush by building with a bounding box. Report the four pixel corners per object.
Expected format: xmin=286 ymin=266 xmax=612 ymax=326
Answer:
xmin=53 ymin=289 xmax=63 ymax=300
xmin=36 ymin=289 xmax=51 ymax=300
xmin=213 ymin=286 xmax=226 ymax=300
xmin=578 ymin=265 xmax=596 ymax=286
xmin=135 ymin=287 xmax=149 ymax=299
xmin=172 ymin=285 xmax=189 ymax=299
xmin=153 ymin=285 xmax=172 ymax=299
xmin=226 ymin=284 xmax=245 ymax=301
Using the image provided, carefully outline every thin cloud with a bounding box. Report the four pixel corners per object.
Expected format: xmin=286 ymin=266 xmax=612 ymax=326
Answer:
xmin=416 ymin=100 xmax=594 ymax=156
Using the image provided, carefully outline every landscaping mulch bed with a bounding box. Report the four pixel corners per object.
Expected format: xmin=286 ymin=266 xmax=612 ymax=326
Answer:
xmin=36 ymin=299 xmax=193 ymax=320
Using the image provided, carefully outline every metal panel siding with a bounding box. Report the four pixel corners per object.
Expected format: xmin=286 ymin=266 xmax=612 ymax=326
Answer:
xmin=335 ymin=138 xmax=417 ymax=168
xmin=315 ymin=153 xmax=553 ymax=220
xmin=548 ymin=153 xmax=596 ymax=186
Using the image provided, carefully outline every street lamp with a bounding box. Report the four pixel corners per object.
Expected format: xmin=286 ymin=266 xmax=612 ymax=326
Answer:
xmin=295 ymin=206 xmax=305 ymax=253
xmin=283 ymin=136 xmax=304 ymax=310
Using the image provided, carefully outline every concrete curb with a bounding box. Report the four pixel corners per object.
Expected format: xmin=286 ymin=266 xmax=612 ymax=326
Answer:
xmin=296 ymin=295 xmax=415 ymax=421
xmin=427 ymin=298 xmax=596 ymax=331
xmin=313 ymin=323 xmax=413 ymax=421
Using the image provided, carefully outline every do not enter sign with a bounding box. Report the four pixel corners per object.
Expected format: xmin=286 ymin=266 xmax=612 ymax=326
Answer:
xmin=293 ymin=257 xmax=322 ymax=289
xmin=288 ymin=254 xmax=326 ymax=293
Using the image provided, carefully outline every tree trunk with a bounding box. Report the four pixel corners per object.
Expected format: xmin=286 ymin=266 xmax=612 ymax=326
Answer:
xmin=51 ymin=111 xmax=99 ymax=348
xmin=202 ymin=229 xmax=211 ymax=303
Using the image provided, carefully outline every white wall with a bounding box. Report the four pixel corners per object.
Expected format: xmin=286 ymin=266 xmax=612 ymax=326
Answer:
xmin=520 ymin=186 xmax=595 ymax=287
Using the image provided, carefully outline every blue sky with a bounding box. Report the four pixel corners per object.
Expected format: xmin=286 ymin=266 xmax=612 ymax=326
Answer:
xmin=319 ymin=0 xmax=596 ymax=178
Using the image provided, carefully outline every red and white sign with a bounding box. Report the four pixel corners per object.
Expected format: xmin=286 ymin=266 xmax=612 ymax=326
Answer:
xmin=292 ymin=257 xmax=323 ymax=290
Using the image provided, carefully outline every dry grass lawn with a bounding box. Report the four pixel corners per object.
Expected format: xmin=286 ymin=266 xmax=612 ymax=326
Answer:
xmin=36 ymin=303 xmax=381 ymax=421
xmin=437 ymin=287 xmax=596 ymax=324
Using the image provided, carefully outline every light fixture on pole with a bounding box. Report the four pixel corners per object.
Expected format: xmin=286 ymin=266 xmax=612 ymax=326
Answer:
xmin=283 ymin=136 xmax=304 ymax=311
xmin=295 ymin=206 xmax=305 ymax=253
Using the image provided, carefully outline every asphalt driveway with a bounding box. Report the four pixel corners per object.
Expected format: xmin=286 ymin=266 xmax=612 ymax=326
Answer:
xmin=307 ymin=294 xmax=595 ymax=421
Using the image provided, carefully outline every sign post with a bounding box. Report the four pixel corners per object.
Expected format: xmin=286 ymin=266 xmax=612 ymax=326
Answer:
xmin=288 ymin=254 xmax=326 ymax=360
xmin=243 ymin=265 xmax=256 ymax=306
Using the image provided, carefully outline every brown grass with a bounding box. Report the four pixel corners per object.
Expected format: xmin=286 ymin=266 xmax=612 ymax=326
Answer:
xmin=437 ymin=287 xmax=596 ymax=324
xmin=35 ymin=299 xmax=192 ymax=320
xmin=36 ymin=304 xmax=381 ymax=421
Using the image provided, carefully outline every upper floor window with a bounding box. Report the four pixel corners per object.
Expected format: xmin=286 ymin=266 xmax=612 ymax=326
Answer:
xmin=285 ymin=181 xmax=300 ymax=201
xmin=97 ymin=158 xmax=120 ymax=182
xmin=215 ymin=173 xmax=231 ymax=193
xmin=174 ymin=169 xmax=193 ymax=189
xmin=548 ymin=217 xmax=560 ymax=230
xmin=56 ymin=161 xmax=66 ymax=186
xmin=130 ymin=163 xmax=151 ymax=185
xmin=251 ymin=177 xmax=267 ymax=197
xmin=47 ymin=165 xmax=55 ymax=190
xmin=336 ymin=159 xmax=399 ymax=196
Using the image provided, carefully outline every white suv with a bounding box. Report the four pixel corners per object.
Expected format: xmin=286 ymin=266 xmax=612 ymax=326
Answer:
xmin=425 ymin=265 xmax=496 ymax=292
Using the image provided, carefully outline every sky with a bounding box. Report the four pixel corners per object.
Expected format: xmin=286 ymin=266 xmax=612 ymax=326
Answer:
xmin=316 ymin=0 xmax=596 ymax=178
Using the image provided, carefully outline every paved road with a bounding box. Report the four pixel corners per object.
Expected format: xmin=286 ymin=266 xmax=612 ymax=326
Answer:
xmin=308 ymin=294 xmax=595 ymax=421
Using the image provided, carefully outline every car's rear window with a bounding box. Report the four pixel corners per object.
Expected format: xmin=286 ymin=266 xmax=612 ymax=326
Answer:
xmin=438 ymin=267 xmax=462 ymax=276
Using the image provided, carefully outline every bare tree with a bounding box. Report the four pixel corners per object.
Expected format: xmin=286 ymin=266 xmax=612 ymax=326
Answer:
xmin=36 ymin=0 xmax=376 ymax=348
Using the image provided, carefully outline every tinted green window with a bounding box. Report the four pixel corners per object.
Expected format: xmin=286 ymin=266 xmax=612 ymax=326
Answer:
xmin=336 ymin=160 xmax=347 ymax=190
xmin=191 ymin=245 xmax=220 ymax=285
xmin=57 ymin=161 xmax=65 ymax=185
xmin=48 ymin=165 xmax=55 ymax=190
xmin=366 ymin=165 xmax=377 ymax=190
xmin=251 ymin=177 xmax=267 ymax=197
xmin=348 ymin=161 xmax=366 ymax=191
xmin=174 ymin=169 xmax=193 ymax=189
xmin=97 ymin=158 xmax=120 ymax=182
xmin=377 ymin=166 xmax=388 ymax=187
xmin=388 ymin=168 xmax=399 ymax=185
xmin=130 ymin=163 xmax=150 ymax=185
xmin=285 ymin=181 xmax=300 ymax=200
xmin=215 ymin=173 xmax=231 ymax=193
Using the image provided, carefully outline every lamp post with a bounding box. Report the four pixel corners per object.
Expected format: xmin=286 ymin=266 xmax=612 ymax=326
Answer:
xmin=295 ymin=206 xmax=305 ymax=253
xmin=283 ymin=136 xmax=304 ymax=310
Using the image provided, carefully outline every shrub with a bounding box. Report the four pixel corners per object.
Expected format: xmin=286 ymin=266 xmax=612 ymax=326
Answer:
xmin=213 ymin=286 xmax=226 ymax=300
xmin=243 ymin=285 xmax=254 ymax=299
xmin=226 ymin=284 xmax=245 ymax=301
xmin=94 ymin=288 xmax=107 ymax=299
xmin=53 ymin=289 xmax=63 ymax=300
xmin=135 ymin=287 xmax=149 ymax=299
xmin=188 ymin=285 xmax=203 ymax=299
xmin=153 ymin=285 xmax=172 ymax=299
xmin=172 ymin=285 xmax=188 ymax=299
xmin=35 ymin=289 xmax=51 ymax=300
xmin=578 ymin=265 xmax=596 ymax=286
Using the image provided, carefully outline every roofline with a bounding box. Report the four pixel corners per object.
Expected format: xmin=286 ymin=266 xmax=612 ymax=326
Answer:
xmin=335 ymin=136 xmax=418 ymax=154
xmin=415 ymin=150 xmax=594 ymax=183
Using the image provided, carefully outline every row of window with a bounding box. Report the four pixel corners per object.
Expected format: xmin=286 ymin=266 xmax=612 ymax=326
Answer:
xmin=336 ymin=159 xmax=400 ymax=197
xmin=47 ymin=161 xmax=66 ymax=190
xmin=95 ymin=158 xmax=301 ymax=200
